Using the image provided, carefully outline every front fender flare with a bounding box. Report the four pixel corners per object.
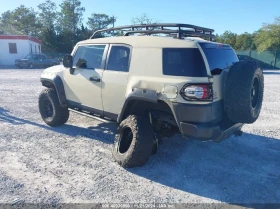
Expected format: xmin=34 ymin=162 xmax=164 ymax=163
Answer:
xmin=40 ymin=75 xmax=67 ymax=108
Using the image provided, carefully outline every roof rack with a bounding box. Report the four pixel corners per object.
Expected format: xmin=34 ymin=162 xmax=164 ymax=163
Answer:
xmin=89 ymin=23 xmax=215 ymax=40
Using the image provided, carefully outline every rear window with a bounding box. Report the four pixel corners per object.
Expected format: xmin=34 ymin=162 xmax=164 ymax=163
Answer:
xmin=200 ymin=43 xmax=238 ymax=72
xmin=162 ymin=48 xmax=207 ymax=77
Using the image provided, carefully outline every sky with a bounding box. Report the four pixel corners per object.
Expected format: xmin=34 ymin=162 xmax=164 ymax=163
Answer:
xmin=0 ymin=0 xmax=279 ymax=35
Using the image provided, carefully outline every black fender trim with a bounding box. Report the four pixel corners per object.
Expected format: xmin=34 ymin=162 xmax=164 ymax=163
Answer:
xmin=40 ymin=76 xmax=67 ymax=108
xmin=117 ymin=88 xmax=158 ymax=123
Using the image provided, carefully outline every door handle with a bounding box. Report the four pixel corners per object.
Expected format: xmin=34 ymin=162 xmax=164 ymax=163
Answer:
xmin=89 ymin=77 xmax=101 ymax=82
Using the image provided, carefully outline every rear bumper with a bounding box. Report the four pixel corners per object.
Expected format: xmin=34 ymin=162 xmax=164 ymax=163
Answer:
xmin=169 ymin=101 xmax=223 ymax=124
xmin=167 ymin=101 xmax=243 ymax=141
xmin=180 ymin=122 xmax=243 ymax=141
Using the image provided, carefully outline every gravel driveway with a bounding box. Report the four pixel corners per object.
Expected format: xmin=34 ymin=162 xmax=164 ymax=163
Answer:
xmin=0 ymin=69 xmax=279 ymax=206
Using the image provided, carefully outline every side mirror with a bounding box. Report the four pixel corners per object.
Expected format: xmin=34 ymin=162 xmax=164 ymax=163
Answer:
xmin=63 ymin=55 xmax=73 ymax=68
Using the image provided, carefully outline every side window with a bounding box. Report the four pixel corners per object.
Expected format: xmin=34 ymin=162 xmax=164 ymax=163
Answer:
xmin=40 ymin=55 xmax=46 ymax=60
xmin=107 ymin=46 xmax=130 ymax=72
xmin=162 ymin=48 xmax=207 ymax=77
xmin=73 ymin=45 xmax=106 ymax=69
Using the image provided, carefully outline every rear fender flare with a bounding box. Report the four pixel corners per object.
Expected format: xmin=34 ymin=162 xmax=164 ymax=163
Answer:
xmin=117 ymin=88 xmax=158 ymax=123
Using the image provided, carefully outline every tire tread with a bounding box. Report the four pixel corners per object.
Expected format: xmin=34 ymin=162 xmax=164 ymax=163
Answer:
xmin=112 ymin=115 xmax=154 ymax=168
xmin=39 ymin=88 xmax=69 ymax=127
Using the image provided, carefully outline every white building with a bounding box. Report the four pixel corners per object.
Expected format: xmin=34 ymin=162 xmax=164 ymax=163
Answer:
xmin=0 ymin=35 xmax=41 ymax=65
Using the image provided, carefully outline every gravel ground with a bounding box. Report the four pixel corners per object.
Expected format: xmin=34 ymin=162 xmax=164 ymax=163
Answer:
xmin=0 ymin=69 xmax=279 ymax=206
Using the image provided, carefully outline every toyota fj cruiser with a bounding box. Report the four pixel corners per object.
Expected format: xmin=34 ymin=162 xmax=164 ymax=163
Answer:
xmin=38 ymin=24 xmax=264 ymax=168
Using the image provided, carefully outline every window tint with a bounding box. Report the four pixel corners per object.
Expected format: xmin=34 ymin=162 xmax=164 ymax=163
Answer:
xmin=199 ymin=43 xmax=238 ymax=72
xmin=162 ymin=48 xmax=207 ymax=77
xmin=25 ymin=54 xmax=33 ymax=59
xmin=107 ymin=46 xmax=130 ymax=72
xmin=73 ymin=45 xmax=105 ymax=69
xmin=9 ymin=43 xmax=17 ymax=54
xmin=38 ymin=55 xmax=45 ymax=59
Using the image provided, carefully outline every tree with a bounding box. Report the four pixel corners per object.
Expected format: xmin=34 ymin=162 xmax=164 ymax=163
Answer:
xmin=0 ymin=11 xmax=15 ymax=34
xmin=215 ymin=31 xmax=237 ymax=48
xmin=0 ymin=5 xmax=40 ymax=36
xmin=255 ymin=17 xmax=280 ymax=52
xmin=130 ymin=14 xmax=161 ymax=36
xmin=87 ymin=13 xmax=116 ymax=31
xmin=0 ymin=21 xmax=5 ymax=34
xmin=235 ymin=32 xmax=256 ymax=50
xmin=254 ymin=17 xmax=280 ymax=67
xmin=38 ymin=0 xmax=57 ymax=30
xmin=76 ymin=24 xmax=92 ymax=41
xmin=57 ymin=0 xmax=85 ymax=50
xmin=131 ymin=14 xmax=158 ymax=25
xmin=37 ymin=0 xmax=58 ymax=52
xmin=57 ymin=0 xmax=85 ymax=33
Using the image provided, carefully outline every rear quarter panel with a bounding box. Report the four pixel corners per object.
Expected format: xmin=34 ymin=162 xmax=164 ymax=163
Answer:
xmin=127 ymin=47 xmax=211 ymax=105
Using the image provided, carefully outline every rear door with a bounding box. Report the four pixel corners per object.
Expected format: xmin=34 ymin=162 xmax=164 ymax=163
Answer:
xmin=33 ymin=55 xmax=41 ymax=67
xmin=38 ymin=55 xmax=47 ymax=67
xmin=199 ymin=43 xmax=239 ymax=101
xmin=101 ymin=44 xmax=131 ymax=119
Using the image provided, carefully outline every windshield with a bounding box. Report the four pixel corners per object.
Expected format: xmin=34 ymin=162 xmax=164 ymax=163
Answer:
xmin=24 ymin=54 xmax=33 ymax=59
xmin=200 ymin=43 xmax=239 ymax=72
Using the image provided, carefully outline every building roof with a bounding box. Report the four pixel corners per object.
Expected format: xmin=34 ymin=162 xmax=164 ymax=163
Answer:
xmin=0 ymin=35 xmax=41 ymax=44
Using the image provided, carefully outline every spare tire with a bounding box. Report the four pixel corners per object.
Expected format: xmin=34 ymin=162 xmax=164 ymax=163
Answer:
xmin=224 ymin=61 xmax=264 ymax=124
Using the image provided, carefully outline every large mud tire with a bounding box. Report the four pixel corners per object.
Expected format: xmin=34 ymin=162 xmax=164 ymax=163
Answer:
xmin=224 ymin=61 xmax=264 ymax=124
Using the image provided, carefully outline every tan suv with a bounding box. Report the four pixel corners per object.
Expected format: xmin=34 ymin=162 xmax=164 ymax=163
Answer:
xmin=38 ymin=24 xmax=264 ymax=168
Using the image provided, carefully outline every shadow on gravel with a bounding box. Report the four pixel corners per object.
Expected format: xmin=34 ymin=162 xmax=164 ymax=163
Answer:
xmin=129 ymin=133 xmax=280 ymax=204
xmin=0 ymin=107 xmax=115 ymax=144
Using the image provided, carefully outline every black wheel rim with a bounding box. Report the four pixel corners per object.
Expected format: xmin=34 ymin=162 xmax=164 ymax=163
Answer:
xmin=251 ymin=77 xmax=260 ymax=108
xmin=118 ymin=127 xmax=133 ymax=154
xmin=42 ymin=97 xmax=54 ymax=118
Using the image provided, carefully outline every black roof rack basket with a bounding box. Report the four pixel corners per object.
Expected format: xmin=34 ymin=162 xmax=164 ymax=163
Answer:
xmin=90 ymin=23 xmax=215 ymax=40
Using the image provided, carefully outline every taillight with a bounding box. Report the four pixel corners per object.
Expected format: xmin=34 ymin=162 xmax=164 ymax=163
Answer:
xmin=181 ymin=84 xmax=212 ymax=101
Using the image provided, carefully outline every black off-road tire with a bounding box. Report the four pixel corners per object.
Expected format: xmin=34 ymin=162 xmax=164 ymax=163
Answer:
xmin=224 ymin=61 xmax=264 ymax=124
xmin=38 ymin=88 xmax=69 ymax=127
xmin=112 ymin=115 xmax=154 ymax=168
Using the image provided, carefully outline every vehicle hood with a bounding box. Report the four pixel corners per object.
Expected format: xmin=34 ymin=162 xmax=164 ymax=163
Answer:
xmin=42 ymin=65 xmax=65 ymax=74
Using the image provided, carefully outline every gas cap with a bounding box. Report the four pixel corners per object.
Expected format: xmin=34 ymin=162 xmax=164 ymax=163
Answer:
xmin=163 ymin=85 xmax=178 ymax=99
